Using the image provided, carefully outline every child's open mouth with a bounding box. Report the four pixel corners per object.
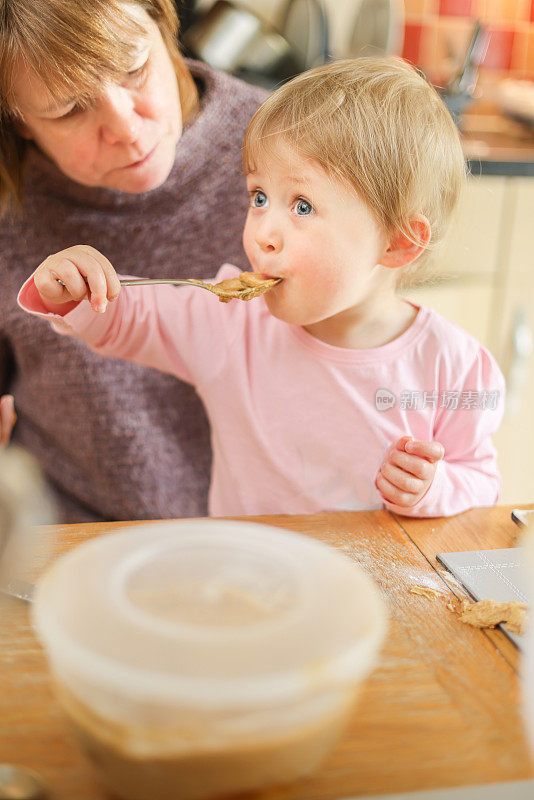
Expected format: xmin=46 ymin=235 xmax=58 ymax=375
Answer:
xmin=211 ymin=272 xmax=282 ymax=303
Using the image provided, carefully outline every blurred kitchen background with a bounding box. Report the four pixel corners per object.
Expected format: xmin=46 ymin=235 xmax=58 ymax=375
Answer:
xmin=176 ymin=0 xmax=534 ymax=507
xmin=403 ymin=0 xmax=534 ymax=83
xmin=176 ymin=1 xmax=534 ymax=88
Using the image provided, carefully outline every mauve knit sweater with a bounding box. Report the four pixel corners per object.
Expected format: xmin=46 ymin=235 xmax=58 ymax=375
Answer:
xmin=0 ymin=61 xmax=266 ymax=522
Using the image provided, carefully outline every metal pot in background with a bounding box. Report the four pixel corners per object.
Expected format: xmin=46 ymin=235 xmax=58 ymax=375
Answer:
xmin=183 ymin=0 xmax=330 ymax=86
xmin=183 ymin=0 xmax=405 ymax=87
xmin=183 ymin=1 xmax=295 ymax=81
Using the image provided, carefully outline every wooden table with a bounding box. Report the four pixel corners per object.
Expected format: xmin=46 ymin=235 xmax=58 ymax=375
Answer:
xmin=1 ymin=506 xmax=534 ymax=799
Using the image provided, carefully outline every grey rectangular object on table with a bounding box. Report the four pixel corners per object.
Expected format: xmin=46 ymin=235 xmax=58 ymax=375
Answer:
xmin=436 ymin=547 xmax=528 ymax=648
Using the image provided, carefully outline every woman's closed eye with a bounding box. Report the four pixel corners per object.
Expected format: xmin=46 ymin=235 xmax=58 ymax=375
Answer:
xmin=250 ymin=190 xmax=269 ymax=209
xmin=56 ymin=103 xmax=83 ymax=121
xmin=54 ymin=62 xmax=149 ymax=121
xmin=125 ymin=60 xmax=149 ymax=89
xmin=293 ymin=198 xmax=314 ymax=216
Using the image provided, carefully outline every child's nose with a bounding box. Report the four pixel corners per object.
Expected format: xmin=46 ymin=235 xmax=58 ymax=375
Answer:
xmin=255 ymin=219 xmax=282 ymax=254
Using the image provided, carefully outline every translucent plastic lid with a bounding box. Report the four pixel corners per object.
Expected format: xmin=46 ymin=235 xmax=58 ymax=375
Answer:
xmin=33 ymin=520 xmax=386 ymax=708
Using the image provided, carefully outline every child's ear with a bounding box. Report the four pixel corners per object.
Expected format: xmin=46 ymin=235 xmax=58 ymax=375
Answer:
xmin=379 ymin=215 xmax=431 ymax=269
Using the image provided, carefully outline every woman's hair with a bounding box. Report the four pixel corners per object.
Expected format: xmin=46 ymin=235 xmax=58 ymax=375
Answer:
xmin=243 ymin=57 xmax=466 ymax=282
xmin=0 ymin=0 xmax=198 ymax=217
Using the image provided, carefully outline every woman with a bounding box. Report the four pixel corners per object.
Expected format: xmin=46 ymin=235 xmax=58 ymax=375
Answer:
xmin=0 ymin=0 xmax=266 ymax=521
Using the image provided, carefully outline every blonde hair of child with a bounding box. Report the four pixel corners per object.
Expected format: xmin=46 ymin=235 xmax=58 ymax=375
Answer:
xmin=243 ymin=57 xmax=466 ymax=284
xmin=0 ymin=0 xmax=198 ymax=218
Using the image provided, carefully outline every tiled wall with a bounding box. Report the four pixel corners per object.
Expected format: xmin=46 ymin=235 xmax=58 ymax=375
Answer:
xmin=403 ymin=0 xmax=534 ymax=84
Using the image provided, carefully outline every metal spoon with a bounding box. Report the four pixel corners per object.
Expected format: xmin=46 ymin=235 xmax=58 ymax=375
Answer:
xmin=0 ymin=765 xmax=46 ymax=800
xmin=118 ymin=274 xmax=281 ymax=302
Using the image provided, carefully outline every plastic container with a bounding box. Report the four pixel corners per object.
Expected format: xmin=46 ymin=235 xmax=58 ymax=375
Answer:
xmin=33 ymin=520 xmax=386 ymax=800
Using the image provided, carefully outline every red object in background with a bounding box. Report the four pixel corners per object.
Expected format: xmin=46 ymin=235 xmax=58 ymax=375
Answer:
xmin=439 ymin=0 xmax=473 ymax=17
xmin=403 ymin=23 xmax=423 ymax=65
xmin=482 ymin=28 xmax=515 ymax=70
xmin=531 ymin=0 xmax=534 ymax=23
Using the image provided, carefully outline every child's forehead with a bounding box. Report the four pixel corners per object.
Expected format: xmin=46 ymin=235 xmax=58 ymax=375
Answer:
xmin=245 ymin=138 xmax=324 ymax=184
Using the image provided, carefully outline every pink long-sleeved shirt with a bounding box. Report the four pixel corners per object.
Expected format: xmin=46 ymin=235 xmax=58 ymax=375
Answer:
xmin=19 ymin=265 xmax=505 ymax=517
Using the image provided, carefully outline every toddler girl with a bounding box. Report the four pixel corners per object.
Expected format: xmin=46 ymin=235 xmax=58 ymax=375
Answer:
xmin=18 ymin=57 xmax=504 ymax=517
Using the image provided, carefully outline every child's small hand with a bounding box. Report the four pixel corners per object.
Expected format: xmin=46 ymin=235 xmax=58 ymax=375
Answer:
xmin=376 ymin=435 xmax=444 ymax=508
xmin=34 ymin=245 xmax=121 ymax=314
xmin=0 ymin=394 xmax=16 ymax=448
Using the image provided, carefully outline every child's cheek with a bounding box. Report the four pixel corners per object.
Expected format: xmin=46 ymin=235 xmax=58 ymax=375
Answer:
xmin=242 ymin=219 xmax=255 ymax=262
xmin=299 ymin=258 xmax=338 ymax=293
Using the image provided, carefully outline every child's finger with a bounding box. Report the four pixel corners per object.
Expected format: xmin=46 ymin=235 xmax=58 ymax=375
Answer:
xmin=389 ymin=448 xmax=435 ymax=481
xmin=404 ymin=439 xmax=444 ymax=462
xmin=396 ymin=435 xmax=413 ymax=452
xmin=376 ymin=470 xmax=418 ymax=507
xmin=55 ymin=259 xmax=91 ymax=301
xmin=77 ymin=245 xmax=121 ymax=301
xmin=0 ymin=394 xmax=17 ymax=447
xmin=380 ymin=461 xmax=424 ymax=495
xmin=35 ymin=256 xmax=87 ymax=302
xmin=67 ymin=247 xmax=112 ymax=312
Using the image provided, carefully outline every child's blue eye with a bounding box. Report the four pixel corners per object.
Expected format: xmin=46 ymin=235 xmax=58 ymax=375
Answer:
xmin=252 ymin=191 xmax=268 ymax=208
xmin=295 ymin=199 xmax=313 ymax=216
